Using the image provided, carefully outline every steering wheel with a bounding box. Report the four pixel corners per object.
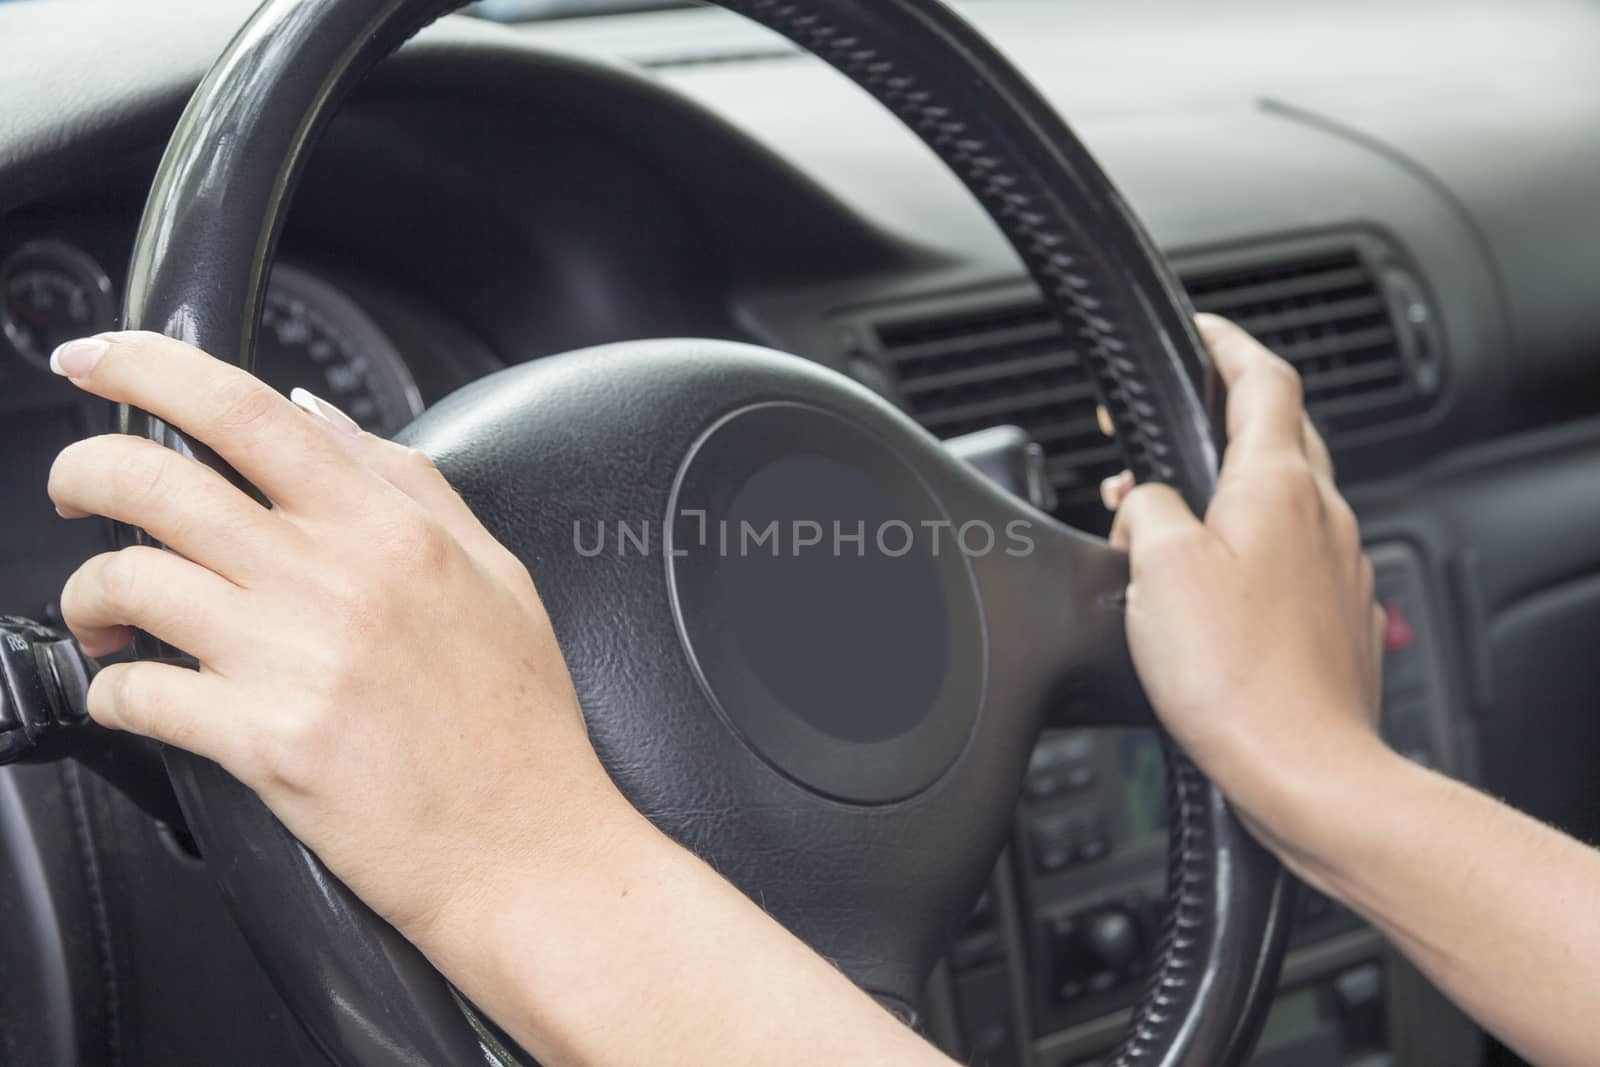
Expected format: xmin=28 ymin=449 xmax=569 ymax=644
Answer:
xmin=118 ymin=1 xmax=1293 ymax=1064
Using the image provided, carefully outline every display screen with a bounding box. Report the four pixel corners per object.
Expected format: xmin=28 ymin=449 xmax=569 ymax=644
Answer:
xmin=0 ymin=407 xmax=110 ymax=617
xmin=1119 ymin=730 xmax=1168 ymax=843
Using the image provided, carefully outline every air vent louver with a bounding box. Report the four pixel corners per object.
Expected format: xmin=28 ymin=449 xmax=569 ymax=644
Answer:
xmin=866 ymin=246 xmax=1438 ymax=517
xmin=1184 ymin=250 xmax=1426 ymax=421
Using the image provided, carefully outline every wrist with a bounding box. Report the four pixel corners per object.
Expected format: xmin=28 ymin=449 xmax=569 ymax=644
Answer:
xmin=404 ymin=780 xmax=689 ymax=1062
xmin=1250 ymin=726 xmax=1413 ymax=895
xmin=401 ymin=763 xmax=658 ymax=964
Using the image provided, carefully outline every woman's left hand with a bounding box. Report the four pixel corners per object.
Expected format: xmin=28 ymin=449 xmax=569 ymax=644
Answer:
xmin=47 ymin=330 xmax=635 ymax=942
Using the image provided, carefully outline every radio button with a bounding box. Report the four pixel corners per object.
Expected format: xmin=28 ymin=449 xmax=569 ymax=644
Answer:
xmin=1030 ymin=811 xmax=1108 ymax=873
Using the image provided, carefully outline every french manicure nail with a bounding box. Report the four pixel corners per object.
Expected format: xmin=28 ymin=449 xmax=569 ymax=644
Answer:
xmin=49 ymin=337 xmax=110 ymax=378
xmin=290 ymin=387 xmax=360 ymax=435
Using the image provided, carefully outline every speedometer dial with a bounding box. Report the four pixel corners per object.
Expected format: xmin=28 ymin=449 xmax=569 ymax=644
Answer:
xmin=258 ymin=265 xmax=423 ymax=437
xmin=1 ymin=240 xmax=117 ymax=370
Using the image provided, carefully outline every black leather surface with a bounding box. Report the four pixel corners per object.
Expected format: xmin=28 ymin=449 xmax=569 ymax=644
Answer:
xmin=404 ymin=340 xmax=1121 ymax=1001
xmin=0 ymin=763 xmax=110 ymax=1067
xmin=115 ymin=1 xmax=1291 ymax=1064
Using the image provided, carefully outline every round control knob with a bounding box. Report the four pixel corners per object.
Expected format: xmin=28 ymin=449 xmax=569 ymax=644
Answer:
xmin=1086 ymin=908 xmax=1140 ymax=971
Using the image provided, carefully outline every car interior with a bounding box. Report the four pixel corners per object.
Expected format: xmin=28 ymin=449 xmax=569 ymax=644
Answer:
xmin=2 ymin=0 xmax=1598 ymax=1064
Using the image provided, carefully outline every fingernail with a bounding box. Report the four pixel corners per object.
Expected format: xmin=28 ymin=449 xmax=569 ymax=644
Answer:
xmin=290 ymin=387 xmax=360 ymax=435
xmin=1095 ymin=403 xmax=1115 ymax=438
xmin=49 ymin=337 xmax=110 ymax=378
xmin=1099 ymin=470 xmax=1134 ymax=511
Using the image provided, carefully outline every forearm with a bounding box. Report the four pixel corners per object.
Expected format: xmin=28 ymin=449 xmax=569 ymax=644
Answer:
xmin=1267 ymin=734 xmax=1600 ymax=1067
xmin=412 ymin=802 xmax=952 ymax=1067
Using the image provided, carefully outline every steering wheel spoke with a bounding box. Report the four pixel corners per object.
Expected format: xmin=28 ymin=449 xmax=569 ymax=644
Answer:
xmin=1030 ymin=528 xmax=1158 ymax=729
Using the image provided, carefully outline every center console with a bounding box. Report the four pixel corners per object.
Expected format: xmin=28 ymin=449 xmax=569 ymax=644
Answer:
xmin=928 ymin=542 xmax=1479 ymax=1067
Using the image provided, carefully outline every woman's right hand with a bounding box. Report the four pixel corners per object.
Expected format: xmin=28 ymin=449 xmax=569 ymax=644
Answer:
xmin=1109 ymin=317 xmax=1600 ymax=1067
xmin=1107 ymin=314 xmax=1388 ymax=852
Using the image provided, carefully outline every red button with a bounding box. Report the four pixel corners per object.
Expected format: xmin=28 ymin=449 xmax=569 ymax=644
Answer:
xmin=1384 ymin=601 xmax=1415 ymax=652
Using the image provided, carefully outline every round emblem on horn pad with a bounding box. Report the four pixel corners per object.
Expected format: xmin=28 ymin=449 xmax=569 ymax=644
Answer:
xmin=666 ymin=402 xmax=986 ymax=804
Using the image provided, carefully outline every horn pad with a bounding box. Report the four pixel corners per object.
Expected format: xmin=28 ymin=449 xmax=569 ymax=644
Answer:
xmin=666 ymin=403 xmax=986 ymax=804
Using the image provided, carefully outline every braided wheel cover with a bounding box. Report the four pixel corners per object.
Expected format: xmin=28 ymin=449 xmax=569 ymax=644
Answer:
xmin=121 ymin=1 xmax=1294 ymax=1065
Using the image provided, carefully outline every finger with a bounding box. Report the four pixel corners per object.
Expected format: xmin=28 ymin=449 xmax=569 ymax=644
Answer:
xmin=1109 ymin=482 xmax=1203 ymax=558
xmin=1096 ymin=404 xmax=1115 ymax=438
xmin=1194 ymin=314 xmax=1305 ymax=455
xmin=49 ymin=332 xmax=370 ymax=515
xmin=290 ymin=389 xmax=532 ymax=586
xmin=60 ymin=546 xmax=244 ymax=660
xmin=1099 ymin=469 xmax=1134 ymax=512
xmin=88 ymin=661 xmax=250 ymax=770
xmin=50 ymin=435 xmax=290 ymax=581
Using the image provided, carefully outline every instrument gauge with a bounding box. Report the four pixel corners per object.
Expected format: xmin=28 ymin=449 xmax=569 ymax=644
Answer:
xmin=258 ymin=265 xmax=423 ymax=437
xmin=1 ymin=240 xmax=117 ymax=370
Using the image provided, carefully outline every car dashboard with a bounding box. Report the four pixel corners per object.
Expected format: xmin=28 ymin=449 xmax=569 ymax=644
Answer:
xmin=3 ymin=1 xmax=1600 ymax=1065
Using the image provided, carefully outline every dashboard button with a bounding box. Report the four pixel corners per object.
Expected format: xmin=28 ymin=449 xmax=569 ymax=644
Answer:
xmin=1025 ymin=732 xmax=1098 ymax=802
xmin=1074 ymin=836 xmax=1109 ymax=864
xmin=1063 ymin=764 xmax=1096 ymax=791
xmin=1085 ymin=909 xmax=1140 ymax=973
xmin=1049 ymin=907 xmax=1146 ymax=1004
xmin=1383 ymin=601 xmax=1415 ymax=652
xmin=1031 ymin=810 xmax=1106 ymax=873
xmin=1037 ymin=846 xmax=1073 ymax=874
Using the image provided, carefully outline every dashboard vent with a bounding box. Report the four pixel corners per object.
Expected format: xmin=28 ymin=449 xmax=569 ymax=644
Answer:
xmin=1184 ymin=249 xmax=1432 ymax=427
xmin=861 ymin=246 xmax=1440 ymax=517
xmin=872 ymin=303 xmax=1113 ymax=511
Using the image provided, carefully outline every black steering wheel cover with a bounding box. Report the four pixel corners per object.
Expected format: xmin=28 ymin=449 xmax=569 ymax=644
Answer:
xmin=120 ymin=2 xmax=1293 ymax=1065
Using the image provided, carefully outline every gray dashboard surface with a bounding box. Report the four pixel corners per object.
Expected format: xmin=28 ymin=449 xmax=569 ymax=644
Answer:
xmin=3 ymin=0 xmax=1596 ymax=440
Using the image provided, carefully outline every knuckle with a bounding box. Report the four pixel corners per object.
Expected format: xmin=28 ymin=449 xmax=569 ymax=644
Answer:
xmin=1262 ymin=356 xmax=1305 ymax=400
xmin=1327 ymin=495 xmax=1361 ymax=542
xmin=97 ymin=549 xmax=147 ymax=610
xmin=316 ymin=571 xmax=380 ymax=629
xmin=381 ymin=507 xmax=452 ymax=572
xmin=111 ymin=442 xmax=178 ymax=512
xmin=207 ymin=375 xmax=281 ymax=435
xmin=1358 ymin=554 xmax=1377 ymax=598
xmin=252 ymin=711 xmax=327 ymax=792
xmin=495 ymin=551 xmax=535 ymax=591
xmin=399 ymin=447 xmax=439 ymax=478
xmin=1258 ymin=457 xmax=1320 ymax=510
xmin=316 ymin=568 xmax=404 ymax=643
xmin=1139 ymin=523 xmax=1205 ymax=566
xmin=1120 ymin=483 xmax=1176 ymax=519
